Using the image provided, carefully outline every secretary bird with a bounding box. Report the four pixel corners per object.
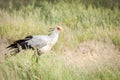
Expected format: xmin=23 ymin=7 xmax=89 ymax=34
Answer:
xmin=7 ymin=26 xmax=63 ymax=55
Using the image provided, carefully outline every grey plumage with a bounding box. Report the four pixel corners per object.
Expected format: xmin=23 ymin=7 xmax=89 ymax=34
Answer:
xmin=7 ymin=26 xmax=63 ymax=55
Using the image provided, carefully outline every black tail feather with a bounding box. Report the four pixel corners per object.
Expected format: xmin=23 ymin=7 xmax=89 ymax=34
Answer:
xmin=7 ymin=43 xmax=18 ymax=49
xmin=7 ymin=36 xmax=33 ymax=53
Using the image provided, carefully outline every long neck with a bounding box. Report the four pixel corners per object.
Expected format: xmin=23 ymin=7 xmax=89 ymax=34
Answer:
xmin=48 ymin=29 xmax=60 ymax=45
xmin=49 ymin=29 xmax=59 ymax=39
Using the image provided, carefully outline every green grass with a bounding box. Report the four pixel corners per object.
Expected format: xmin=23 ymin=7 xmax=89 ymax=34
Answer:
xmin=0 ymin=51 xmax=120 ymax=80
xmin=0 ymin=0 xmax=120 ymax=80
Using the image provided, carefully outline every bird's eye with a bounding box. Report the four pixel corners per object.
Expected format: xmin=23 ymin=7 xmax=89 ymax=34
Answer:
xmin=57 ymin=27 xmax=61 ymax=31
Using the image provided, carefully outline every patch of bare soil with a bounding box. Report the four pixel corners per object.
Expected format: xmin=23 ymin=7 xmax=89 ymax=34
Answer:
xmin=63 ymin=41 xmax=120 ymax=71
xmin=0 ymin=38 xmax=9 ymax=55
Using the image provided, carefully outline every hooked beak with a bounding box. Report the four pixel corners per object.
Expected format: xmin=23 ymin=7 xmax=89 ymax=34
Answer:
xmin=48 ymin=28 xmax=54 ymax=32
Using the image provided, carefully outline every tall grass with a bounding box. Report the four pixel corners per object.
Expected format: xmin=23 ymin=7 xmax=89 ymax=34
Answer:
xmin=0 ymin=0 xmax=120 ymax=80
xmin=0 ymin=50 xmax=120 ymax=80
xmin=0 ymin=1 xmax=120 ymax=48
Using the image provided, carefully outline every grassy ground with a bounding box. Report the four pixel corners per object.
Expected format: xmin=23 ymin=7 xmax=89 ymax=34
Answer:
xmin=0 ymin=0 xmax=120 ymax=80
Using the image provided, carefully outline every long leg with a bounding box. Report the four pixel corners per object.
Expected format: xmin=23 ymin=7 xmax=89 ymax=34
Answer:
xmin=32 ymin=49 xmax=42 ymax=63
xmin=37 ymin=49 xmax=43 ymax=56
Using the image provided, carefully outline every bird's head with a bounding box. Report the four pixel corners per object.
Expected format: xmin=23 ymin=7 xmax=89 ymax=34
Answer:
xmin=48 ymin=26 xmax=63 ymax=37
xmin=49 ymin=26 xmax=63 ymax=32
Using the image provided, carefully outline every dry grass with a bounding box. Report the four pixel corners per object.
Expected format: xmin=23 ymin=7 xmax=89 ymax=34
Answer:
xmin=0 ymin=0 xmax=120 ymax=80
xmin=63 ymin=41 xmax=120 ymax=70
